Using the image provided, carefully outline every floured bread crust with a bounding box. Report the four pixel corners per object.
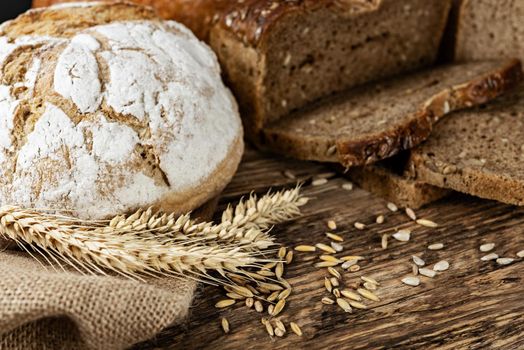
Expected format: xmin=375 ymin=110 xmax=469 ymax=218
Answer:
xmin=0 ymin=2 xmax=244 ymax=219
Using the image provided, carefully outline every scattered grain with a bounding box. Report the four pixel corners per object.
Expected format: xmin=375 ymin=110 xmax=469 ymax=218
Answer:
xmin=221 ymin=317 xmax=230 ymax=334
xmin=215 ymin=299 xmax=236 ymax=308
xmin=320 ymin=255 xmax=342 ymax=263
xmin=341 ymin=255 xmax=365 ymax=261
xmin=348 ymin=300 xmax=368 ymax=309
xmin=433 ymin=260 xmax=450 ymax=271
xmin=405 ymin=208 xmax=417 ymax=221
xmin=480 ymin=243 xmax=495 ymax=252
xmin=412 ymin=264 xmax=419 ymax=276
xmin=327 ymin=220 xmax=337 ymax=230
xmin=336 ymin=298 xmax=353 ymax=313
xmin=265 ymin=321 xmax=275 ymax=336
xmin=278 ymin=289 xmax=291 ymax=300
xmin=246 ymin=298 xmax=254 ymax=308
xmin=376 ymin=215 xmax=385 ymax=224
xmin=324 ymin=277 xmax=333 ymax=293
xmin=312 ymin=178 xmax=328 ymax=186
xmin=322 ymin=297 xmax=335 ymax=305
xmin=330 ymin=277 xmax=340 ymax=287
xmin=341 ymin=260 xmax=357 ymax=269
xmin=268 ymin=304 xmax=274 ymax=315
xmin=316 ymin=243 xmax=337 ymax=254
xmin=315 ymin=261 xmax=340 ymax=268
xmin=295 ymin=245 xmax=317 ymax=252
xmin=517 ymin=250 xmax=524 ymax=258
xmin=254 ymin=300 xmax=264 ymax=313
xmin=267 ymin=291 xmax=280 ymax=302
xmin=496 ymin=257 xmax=514 ymax=265
xmin=393 ymin=229 xmax=411 ymax=242
xmin=412 ymin=255 xmax=425 ymax=266
xmin=272 ymin=299 xmax=286 ymax=316
xmin=381 ymin=234 xmax=388 ymax=249
xmin=361 ymin=276 xmax=380 ymax=286
xmin=285 ymin=251 xmax=293 ymax=264
xmin=428 ymin=243 xmax=444 ymax=250
xmin=278 ymin=247 xmax=287 ymax=259
xmin=416 ymin=219 xmax=438 ymax=228
xmin=342 ymin=182 xmax=354 ymax=191
xmin=419 ymin=268 xmax=436 ymax=278
xmin=341 ymin=289 xmax=362 ymax=301
xmin=402 ymin=276 xmax=420 ymax=286
xmin=357 ymin=288 xmax=380 ymax=302
xmin=364 ymin=282 xmax=377 ymax=291
xmin=354 ymin=222 xmax=366 ymax=230
xmin=275 ymin=320 xmax=286 ymax=332
xmin=275 ymin=262 xmax=284 ymax=279
xmin=387 ymin=202 xmax=398 ymax=212
xmin=290 ymin=322 xmax=303 ymax=336
xmin=283 ymin=170 xmax=296 ymax=180
xmin=331 ymin=241 xmax=344 ymax=252
xmin=349 ymin=264 xmax=361 ymax=272
xmin=328 ymin=267 xmax=341 ymax=279
xmin=326 ymin=232 xmax=344 ymax=242
xmin=275 ymin=328 xmax=285 ymax=337
xmin=480 ymin=253 xmax=499 ymax=261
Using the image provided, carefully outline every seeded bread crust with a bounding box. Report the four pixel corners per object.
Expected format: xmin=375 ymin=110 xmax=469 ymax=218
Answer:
xmin=407 ymin=85 xmax=524 ymax=206
xmin=262 ymin=59 xmax=522 ymax=167
xmin=347 ymin=165 xmax=451 ymax=209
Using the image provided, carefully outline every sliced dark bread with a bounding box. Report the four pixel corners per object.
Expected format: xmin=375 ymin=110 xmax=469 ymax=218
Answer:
xmin=455 ymin=0 xmax=524 ymax=62
xmin=346 ymin=154 xmax=451 ymax=209
xmin=261 ymin=59 xmax=522 ymax=168
xmin=407 ymin=84 xmax=524 ymax=206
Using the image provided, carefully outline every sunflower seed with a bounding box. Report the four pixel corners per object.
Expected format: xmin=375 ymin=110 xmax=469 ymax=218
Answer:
xmin=376 ymin=215 xmax=385 ymax=224
xmin=354 ymin=222 xmax=366 ymax=230
xmin=316 ymin=243 xmax=337 ymax=254
xmin=416 ymin=219 xmax=438 ymax=228
xmin=278 ymin=247 xmax=287 ymax=259
xmin=221 ymin=317 xmax=230 ymax=333
xmin=405 ymin=208 xmax=417 ymax=221
xmin=326 ymin=232 xmax=344 ymax=242
xmin=295 ymin=245 xmax=317 ymax=252
xmin=412 ymin=255 xmax=425 ymax=266
xmin=275 ymin=320 xmax=286 ymax=332
xmin=275 ymin=328 xmax=285 ymax=337
xmin=348 ymin=300 xmax=368 ymax=309
xmin=315 ymin=261 xmax=340 ymax=268
xmin=290 ymin=322 xmax=303 ymax=336
xmin=285 ymin=251 xmax=294 ymax=264
xmin=215 ymin=299 xmax=236 ymax=308
xmin=324 ymin=277 xmax=333 ymax=292
xmin=330 ymin=277 xmax=340 ymax=287
xmin=481 ymin=253 xmax=499 ymax=261
xmin=393 ymin=229 xmax=411 ymax=242
xmin=327 ymin=220 xmax=337 ymax=230
xmin=246 ymin=297 xmax=254 ymax=308
xmin=331 ymin=241 xmax=344 ymax=252
xmin=387 ymin=202 xmax=398 ymax=212
xmin=496 ymin=257 xmax=514 ymax=265
xmin=341 ymin=260 xmax=357 ymax=269
xmin=336 ymin=298 xmax=353 ymax=313
xmin=349 ymin=264 xmax=361 ymax=272
xmin=341 ymin=289 xmax=362 ymax=301
xmin=328 ymin=267 xmax=341 ymax=279
xmin=272 ymin=299 xmax=286 ymax=316
xmin=517 ymin=250 xmax=524 ymax=258
xmin=480 ymin=243 xmax=495 ymax=252
xmin=265 ymin=321 xmax=274 ymax=336
xmin=342 ymin=182 xmax=354 ymax=191
xmin=433 ymin=260 xmax=450 ymax=271
xmin=278 ymin=289 xmax=291 ymax=300
xmin=361 ymin=276 xmax=380 ymax=286
xmin=419 ymin=268 xmax=436 ymax=278
xmin=320 ymin=255 xmax=342 ymax=263
xmin=402 ymin=276 xmax=420 ymax=286
xmin=381 ymin=234 xmax=388 ymax=249
xmin=254 ymin=300 xmax=264 ymax=313
xmin=322 ymin=296 xmax=335 ymax=305
xmin=364 ymin=282 xmax=377 ymax=291
xmin=357 ymin=288 xmax=380 ymax=302
xmin=428 ymin=243 xmax=444 ymax=250
xmin=312 ymin=178 xmax=328 ymax=186
xmin=412 ymin=264 xmax=419 ymax=275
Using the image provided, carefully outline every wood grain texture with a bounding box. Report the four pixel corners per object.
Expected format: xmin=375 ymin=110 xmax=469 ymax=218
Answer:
xmin=134 ymin=147 xmax=524 ymax=350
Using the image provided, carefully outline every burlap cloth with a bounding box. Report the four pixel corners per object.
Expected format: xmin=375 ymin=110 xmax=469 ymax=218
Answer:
xmin=0 ymin=199 xmax=219 ymax=350
xmin=0 ymin=243 xmax=197 ymax=350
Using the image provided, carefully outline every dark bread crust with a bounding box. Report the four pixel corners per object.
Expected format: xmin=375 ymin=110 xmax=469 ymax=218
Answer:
xmin=262 ymin=59 xmax=523 ymax=168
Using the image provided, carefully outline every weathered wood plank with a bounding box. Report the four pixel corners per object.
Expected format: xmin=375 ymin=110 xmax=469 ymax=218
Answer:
xmin=134 ymin=148 xmax=524 ymax=350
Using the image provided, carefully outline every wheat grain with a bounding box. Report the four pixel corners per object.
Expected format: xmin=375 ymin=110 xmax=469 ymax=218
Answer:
xmin=245 ymin=298 xmax=254 ymax=308
xmin=226 ymin=292 xmax=245 ymax=300
xmin=330 ymin=277 xmax=340 ymax=287
xmin=215 ymin=299 xmax=236 ymax=308
xmin=324 ymin=277 xmax=333 ymax=292
xmin=316 ymin=243 xmax=337 ymax=254
xmin=376 ymin=215 xmax=385 ymax=224
xmin=405 ymin=208 xmax=417 ymax=221
xmin=320 ymin=255 xmax=342 ymax=263
xmin=285 ymin=251 xmax=293 ymax=264
xmin=328 ymin=267 xmax=341 ymax=279
xmin=221 ymin=317 xmax=230 ymax=334
xmin=275 ymin=262 xmax=284 ymax=279
xmin=274 ymin=328 xmax=285 ymax=337
xmin=363 ymin=282 xmax=377 ymax=291
xmin=357 ymin=288 xmax=380 ymax=301
xmin=278 ymin=289 xmax=291 ymax=300
xmin=381 ymin=234 xmax=388 ymax=249
xmin=322 ymin=296 xmax=335 ymax=305
xmin=416 ymin=219 xmax=438 ymax=228
xmin=336 ymin=298 xmax=352 ymax=313
xmin=315 ymin=261 xmax=340 ymax=268
xmin=290 ymin=322 xmax=302 ymax=336
xmin=387 ymin=202 xmax=398 ymax=212
xmin=275 ymin=320 xmax=286 ymax=332
xmin=341 ymin=289 xmax=361 ymax=301
xmin=326 ymin=232 xmax=344 ymax=242
xmin=361 ymin=276 xmax=380 ymax=286
xmin=254 ymin=300 xmax=264 ymax=313
xmin=348 ymin=300 xmax=368 ymax=309
xmin=272 ymin=299 xmax=286 ymax=316
xmin=333 ymin=288 xmax=341 ymax=298
xmin=295 ymin=245 xmax=316 ymax=252
xmin=340 ymin=255 xmax=364 ymax=261
xmin=267 ymin=291 xmax=280 ymax=302
xmin=354 ymin=222 xmax=366 ymax=230
xmin=265 ymin=321 xmax=275 ymax=336
xmin=267 ymin=304 xmax=274 ymax=315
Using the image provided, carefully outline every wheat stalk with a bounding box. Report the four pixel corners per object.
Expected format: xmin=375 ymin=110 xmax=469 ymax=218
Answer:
xmin=0 ymin=187 xmax=306 ymax=284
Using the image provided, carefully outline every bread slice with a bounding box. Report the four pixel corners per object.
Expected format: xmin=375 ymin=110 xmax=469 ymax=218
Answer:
xmin=407 ymin=84 xmax=524 ymax=206
xmin=455 ymin=0 xmax=524 ymax=62
xmin=345 ymin=153 xmax=451 ymax=209
xmin=261 ymin=59 xmax=522 ymax=167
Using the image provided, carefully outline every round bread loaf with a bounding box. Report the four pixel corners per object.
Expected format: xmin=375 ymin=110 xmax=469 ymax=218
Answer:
xmin=0 ymin=2 xmax=244 ymax=219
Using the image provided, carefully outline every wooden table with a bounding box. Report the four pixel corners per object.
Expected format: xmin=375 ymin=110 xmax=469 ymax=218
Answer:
xmin=135 ymin=147 xmax=524 ymax=350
